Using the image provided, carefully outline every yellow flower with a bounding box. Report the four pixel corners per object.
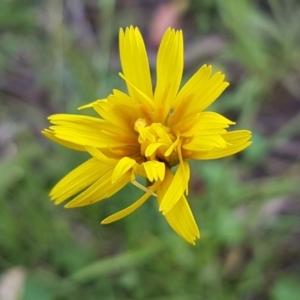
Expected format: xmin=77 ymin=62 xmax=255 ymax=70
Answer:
xmin=43 ymin=27 xmax=252 ymax=245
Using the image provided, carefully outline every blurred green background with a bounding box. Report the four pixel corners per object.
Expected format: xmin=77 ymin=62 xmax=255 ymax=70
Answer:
xmin=1 ymin=0 xmax=300 ymax=299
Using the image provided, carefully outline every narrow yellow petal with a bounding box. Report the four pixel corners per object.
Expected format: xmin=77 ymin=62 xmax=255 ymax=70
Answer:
xmin=164 ymin=133 xmax=180 ymax=157
xmin=111 ymin=89 xmax=139 ymax=107
xmin=119 ymin=27 xmax=153 ymax=101
xmin=85 ymin=146 xmax=116 ymax=165
xmin=154 ymin=29 xmax=183 ymax=122
xmin=159 ymin=162 xmax=190 ymax=214
xmin=47 ymin=114 xmax=136 ymax=148
xmin=137 ymin=126 xmax=156 ymax=143
xmin=173 ymin=64 xmax=212 ymax=108
xmin=119 ymin=72 xmax=154 ymax=111
xmin=42 ymin=129 xmax=85 ymax=151
xmin=176 ymin=139 xmax=188 ymax=194
xmin=188 ymin=130 xmax=252 ymax=160
xmin=131 ymin=180 xmax=157 ymax=196
xmin=171 ymin=67 xmax=229 ymax=124
xmin=50 ymin=158 xmax=107 ymax=204
xmin=163 ymin=196 xmax=200 ymax=245
xmin=171 ymin=114 xmax=199 ymax=136
xmin=145 ymin=143 xmax=165 ymax=157
xmin=112 ymin=157 xmax=136 ymax=183
xmin=101 ymin=182 xmax=160 ymax=224
xmin=156 ymin=171 xmax=199 ymax=244
xmin=183 ymin=135 xmax=227 ymax=151
xmin=65 ymin=170 xmax=130 ymax=208
xmin=175 ymin=111 xmax=235 ymax=137
xmin=92 ymin=94 xmax=139 ymax=135
xmin=151 ymin=123 xmax=172 ymax=144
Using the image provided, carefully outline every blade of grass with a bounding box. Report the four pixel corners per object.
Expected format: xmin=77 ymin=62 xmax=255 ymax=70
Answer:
xmin=67 ymin=238 xmax=162 ymax=283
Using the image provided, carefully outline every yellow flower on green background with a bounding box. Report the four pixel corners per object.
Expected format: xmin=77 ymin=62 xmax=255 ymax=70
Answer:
xmin=43 ymin=27 xmax=252 ymax=245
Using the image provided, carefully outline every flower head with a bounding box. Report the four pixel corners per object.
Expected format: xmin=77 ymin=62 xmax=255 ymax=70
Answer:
xmin=43 ymin=27 xmax=252 ymax=244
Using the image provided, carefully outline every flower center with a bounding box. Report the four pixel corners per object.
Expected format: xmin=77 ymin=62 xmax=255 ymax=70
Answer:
xmin=134 ymin=118 xmax=180 ymax=167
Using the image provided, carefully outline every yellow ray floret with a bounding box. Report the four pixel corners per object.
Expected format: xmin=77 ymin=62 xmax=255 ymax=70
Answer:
xmin=156 ymin=169 xmax=200 ymax=244
xmin=101 ymin=182 xmax=160 ymax=224
xmin=119 ymin=26 xmax=153 ymax=103
xmin=159 ymin=161 xmax=190 ymax=214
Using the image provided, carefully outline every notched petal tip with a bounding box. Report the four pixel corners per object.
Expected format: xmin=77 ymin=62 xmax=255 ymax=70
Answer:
xmin=188 ymin=234 xmax=200 ymax=246
xmin=120 ymin=26 xmax=141 ymax=40
xmin=41 ymin=129 xmax=48 ymax=135
xmin=161 ymin=195 xmax=200 ymax=245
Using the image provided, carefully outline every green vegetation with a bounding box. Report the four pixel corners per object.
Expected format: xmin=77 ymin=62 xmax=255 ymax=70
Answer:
xmin=1 ymin=0 xmax=300 ymax=299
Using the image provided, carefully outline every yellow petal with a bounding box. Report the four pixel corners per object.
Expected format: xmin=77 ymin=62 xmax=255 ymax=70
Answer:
xmin=159 ymin=162 xmax=190 ymax=214
xmin=101 ymin=182 xmax=160 ymax=224
xmin=188 ymin=130 xmax=252 ymax=160
xmin=183 ymin=135 xmax=227 ymax=151
xmin=164 ymin=133 xmax=180 ymax=157
xmin=173 ymin=64 xmax=212 ymax=108
xmin=171 ymin=66 xmax=229 ymax=124
xmin=156 ymin=171 xmax=199 ymax=244
xmin=50 ymin=158 xmax=107 ymax=204
xmin=92 ymin=93 xmax=140 ymax=134
xmin=119 ymin=73 xmax=154 ymax=112
xmin=175 ymin=111 xmax=235 ymax=137
xmin=145 ymin=143 xmax=165 ymax=157
xmin=119 ymin=27 xmax=153 ymax=101
xmin=85 ymin=146 xmax=116 ymax=165
xmin=151 ymin=123 xmax=173 ymax=144
xmin=142 ymin=160 xmax=165 ymax=182
xmin=171 ymin=113 xmax=199 ymax=136
xmin=65 ymin=169 xmax=130 ymax=208
xmin=164 ymin=196 xmax=200 ymax=245
xmin=47 ymin=114 xmax=136 ymax=149
xmin=154 ymin=29 xmax=183 ymax=122
xmin=42 ymin=129 xmax=85 ymax=151
xmin=112 ymin=157 xmax=136 ymax=183
xmin=93 ymin=100 xmax=130 ymax=132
